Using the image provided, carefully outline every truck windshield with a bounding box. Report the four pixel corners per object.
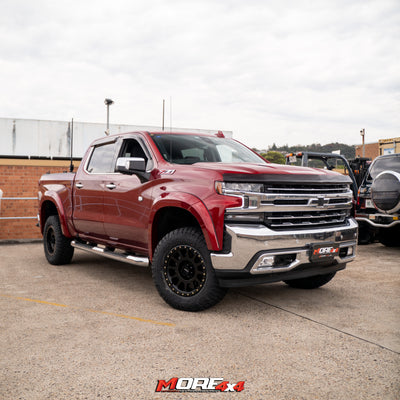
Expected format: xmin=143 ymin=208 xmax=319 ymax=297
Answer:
xmin=150 ymin=134 xmax=265 ymax=165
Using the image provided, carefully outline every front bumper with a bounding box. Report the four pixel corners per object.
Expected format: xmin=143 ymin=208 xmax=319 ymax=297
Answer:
xmin=211 ymin=218 xmax=358 ymax=287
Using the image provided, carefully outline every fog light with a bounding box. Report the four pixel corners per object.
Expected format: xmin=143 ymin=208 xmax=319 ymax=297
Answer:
xmin=225 ymin=213 xmax=264 ymax=223
xmin=259 ymin=256 xmax=275 ymax=267
xmin=347 ymin=246 xmax=354 ymax=256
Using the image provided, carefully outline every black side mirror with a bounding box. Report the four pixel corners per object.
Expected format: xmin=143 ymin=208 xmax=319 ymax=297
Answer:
xmin=116 ymin=157 xmax=146 ymax=174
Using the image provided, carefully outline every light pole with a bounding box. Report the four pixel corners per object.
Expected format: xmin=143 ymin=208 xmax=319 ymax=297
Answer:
xmin=104 ymin=98 xmax=114 ymax=135
xmin=360 ymin=128 xmax=365 ymax=157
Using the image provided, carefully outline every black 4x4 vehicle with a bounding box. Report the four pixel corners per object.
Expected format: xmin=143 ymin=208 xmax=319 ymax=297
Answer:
xmin=356 ymin=153 xmax=400 ymax=246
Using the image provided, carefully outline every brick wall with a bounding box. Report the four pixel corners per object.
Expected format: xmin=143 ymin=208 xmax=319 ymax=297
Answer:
xmin=0 ymin=160 xmax=80 ymax=241
xmin=355 ymin=142 xmax=379 ymax=160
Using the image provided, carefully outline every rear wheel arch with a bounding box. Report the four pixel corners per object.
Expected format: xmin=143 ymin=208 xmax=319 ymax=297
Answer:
xmin=40 ymin=199 xmax=71 ymax=237
xmin=43 ymin=215 xmax=74 ymax=265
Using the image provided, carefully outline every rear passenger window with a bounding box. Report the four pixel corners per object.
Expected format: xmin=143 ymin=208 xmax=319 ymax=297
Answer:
xmin=87 ymin=142 xmax=117 ymax=173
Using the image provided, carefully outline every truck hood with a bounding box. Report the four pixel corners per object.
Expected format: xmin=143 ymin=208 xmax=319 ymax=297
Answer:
xmin=183 ymin=162 xmax=352 ymax=184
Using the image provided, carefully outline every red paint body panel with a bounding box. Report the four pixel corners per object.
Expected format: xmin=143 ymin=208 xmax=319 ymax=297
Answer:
xmin=73 ymin=172 xmax=106 ymax=238
xmin=103 ymin=173 xmax=154 ymax=251
xmin=39 ymin=174 xmax=76 ymax=238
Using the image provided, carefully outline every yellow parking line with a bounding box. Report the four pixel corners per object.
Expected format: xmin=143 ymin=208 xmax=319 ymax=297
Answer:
xmin=85 ymin=308 xmax=175 ymax=326
xmin=0 ymin=294 xmax=175 ymax=327
xmin=0 ymin=294 xmax=68 ymax=308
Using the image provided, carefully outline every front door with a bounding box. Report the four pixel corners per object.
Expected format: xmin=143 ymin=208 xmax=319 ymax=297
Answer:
xmin=103 ymin=137 xmax=153 ymax=252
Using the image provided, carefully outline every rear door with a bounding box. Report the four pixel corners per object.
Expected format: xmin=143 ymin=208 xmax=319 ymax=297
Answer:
xmin=72 ymin=139 xmax=118 ymax=239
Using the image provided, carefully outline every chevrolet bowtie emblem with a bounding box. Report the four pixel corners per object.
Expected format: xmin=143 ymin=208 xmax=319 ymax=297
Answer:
xmin=317 ymin=196 xmax=327 ymax=207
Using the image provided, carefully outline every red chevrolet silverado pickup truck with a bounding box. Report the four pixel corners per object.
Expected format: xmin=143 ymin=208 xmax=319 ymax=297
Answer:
xmin=38 ymin=131 xmax=358 ymax=311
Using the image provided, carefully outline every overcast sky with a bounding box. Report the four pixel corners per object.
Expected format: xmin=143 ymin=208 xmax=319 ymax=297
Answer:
xmin=0 ymin=0 xmax=399 ymax=149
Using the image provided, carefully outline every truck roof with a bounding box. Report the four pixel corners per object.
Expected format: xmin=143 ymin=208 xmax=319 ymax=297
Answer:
xmin=90 ymin=130 xmax=227 ymax=147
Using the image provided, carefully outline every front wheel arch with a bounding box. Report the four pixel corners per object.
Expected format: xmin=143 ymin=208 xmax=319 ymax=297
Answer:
xmin=148 ymin=194 xmax=221 ymax=260
xmin=151 ymin=207 xmax=201 ymax=258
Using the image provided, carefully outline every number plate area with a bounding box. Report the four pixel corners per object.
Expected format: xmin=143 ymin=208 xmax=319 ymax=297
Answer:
xmin=366 ymin=199 xmax=374 ymax=208
xmin=310 ymin=243 xmax=339 ymax=261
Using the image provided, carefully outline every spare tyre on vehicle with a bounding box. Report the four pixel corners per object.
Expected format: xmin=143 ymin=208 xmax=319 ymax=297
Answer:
xmin=355 ymin=153 xmax=400 ymax=247
xmin=369 ymin=155 xmax=400 ymax=247
xmin=371 ymin=170 xmax=400 ymax=214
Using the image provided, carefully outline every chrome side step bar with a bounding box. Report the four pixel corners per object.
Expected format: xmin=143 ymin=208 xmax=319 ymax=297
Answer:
xmin=71 ymin=241 xmax=149 ymax=267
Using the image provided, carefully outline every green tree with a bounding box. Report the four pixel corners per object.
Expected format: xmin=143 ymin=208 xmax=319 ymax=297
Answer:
xmin=266 ymin=142 xmax=355 ymax=160
xmin=261 ymin=151 xmax=285 ymax=164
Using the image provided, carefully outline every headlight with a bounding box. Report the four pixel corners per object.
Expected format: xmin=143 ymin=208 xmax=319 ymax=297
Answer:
xmin=215 ymin=181 xmax=263 ymax=194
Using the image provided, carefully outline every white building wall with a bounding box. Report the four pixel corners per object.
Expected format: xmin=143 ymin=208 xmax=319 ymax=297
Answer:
xmin=0 ymin=118 xmax=233 ymax=158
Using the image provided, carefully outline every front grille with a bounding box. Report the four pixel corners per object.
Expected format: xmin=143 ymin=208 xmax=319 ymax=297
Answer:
xmin=265 ymin=210 xmax=350 ymax=230
xmin=264 ymin=183 xmax=349 ymax=194
xmin=263 ymin=183 xmax=352 ymax=230
xmin=225 ymin=182 xmax=353 ymax=231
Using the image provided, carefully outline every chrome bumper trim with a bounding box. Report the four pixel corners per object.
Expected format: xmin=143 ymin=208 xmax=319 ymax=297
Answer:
xmin=211 ymin=218 xmax=358 ymax=272
xmin=356 ymin=217 xmax=400 ymax=229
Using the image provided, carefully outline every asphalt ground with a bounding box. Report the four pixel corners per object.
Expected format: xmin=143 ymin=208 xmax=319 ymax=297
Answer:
xmin=0 ymin=241 xmax=399 ymax=400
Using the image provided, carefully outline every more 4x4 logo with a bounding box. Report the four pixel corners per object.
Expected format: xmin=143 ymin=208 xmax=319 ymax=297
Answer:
xmin=155 ymin=377 xmax=245 ymax=393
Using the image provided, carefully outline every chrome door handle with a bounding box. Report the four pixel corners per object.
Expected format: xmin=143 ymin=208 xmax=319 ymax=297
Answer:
xmin=76 ymin=183 xmax=84 ymax=189
xmin=106 ymin=183 xmax=116 ymax=190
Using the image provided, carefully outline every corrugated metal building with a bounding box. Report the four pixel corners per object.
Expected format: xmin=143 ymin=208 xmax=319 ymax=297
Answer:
xmin=0 ymin=117 xmax=232 ymax=241
xmin=0 ymin=117 xmax=232 ymax=159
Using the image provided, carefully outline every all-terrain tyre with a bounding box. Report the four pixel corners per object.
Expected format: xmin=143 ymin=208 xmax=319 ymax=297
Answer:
xmin=284 ymin=272 xmax=336 ymax=289
xmin=43 ymin=215 xmax=74 ymax=265
xmin=151 ymin=227 xmax=227 ymax=311
xmin=357 ymin=221 xmax=375 ymax=245
xmin=378 ymin=227 xmax=400 ymax=247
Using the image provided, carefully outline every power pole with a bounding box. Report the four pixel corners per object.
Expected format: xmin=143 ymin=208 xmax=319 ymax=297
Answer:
xmin=360 ymin=129 xmax=365 ymax=157
xmin=162 ymin=99 xmax=165 ymax=131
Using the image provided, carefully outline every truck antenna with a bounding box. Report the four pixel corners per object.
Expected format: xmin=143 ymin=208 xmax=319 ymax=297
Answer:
xmin=104 ymin=98 xmax=114 ymax=135
xmin=170 ymin=96 xmax=172 ymax=132
xmin=162 ymin=99 xmax=165 ymax=131
xmin=69 ymin=118 xmax=74 ymax=172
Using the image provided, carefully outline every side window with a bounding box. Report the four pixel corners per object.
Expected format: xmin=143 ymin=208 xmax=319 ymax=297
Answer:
xmin=119 ymin=139 xmax=147 ymax=161
xmin=87 ymin=142 xmax=117 ymax=173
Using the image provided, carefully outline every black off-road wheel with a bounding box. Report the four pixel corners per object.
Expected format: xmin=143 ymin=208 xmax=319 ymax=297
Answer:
xmin=151 ymin=228 xmax=227 ymax=311
xmin=43 ymin=215 xmax=74 ymax=265
xmin=284 ymin=272 xmax=336 ymax=289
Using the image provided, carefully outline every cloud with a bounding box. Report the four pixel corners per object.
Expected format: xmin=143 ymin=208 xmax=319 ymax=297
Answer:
xmin=0 ymin=0 xmax=399 ymax=148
